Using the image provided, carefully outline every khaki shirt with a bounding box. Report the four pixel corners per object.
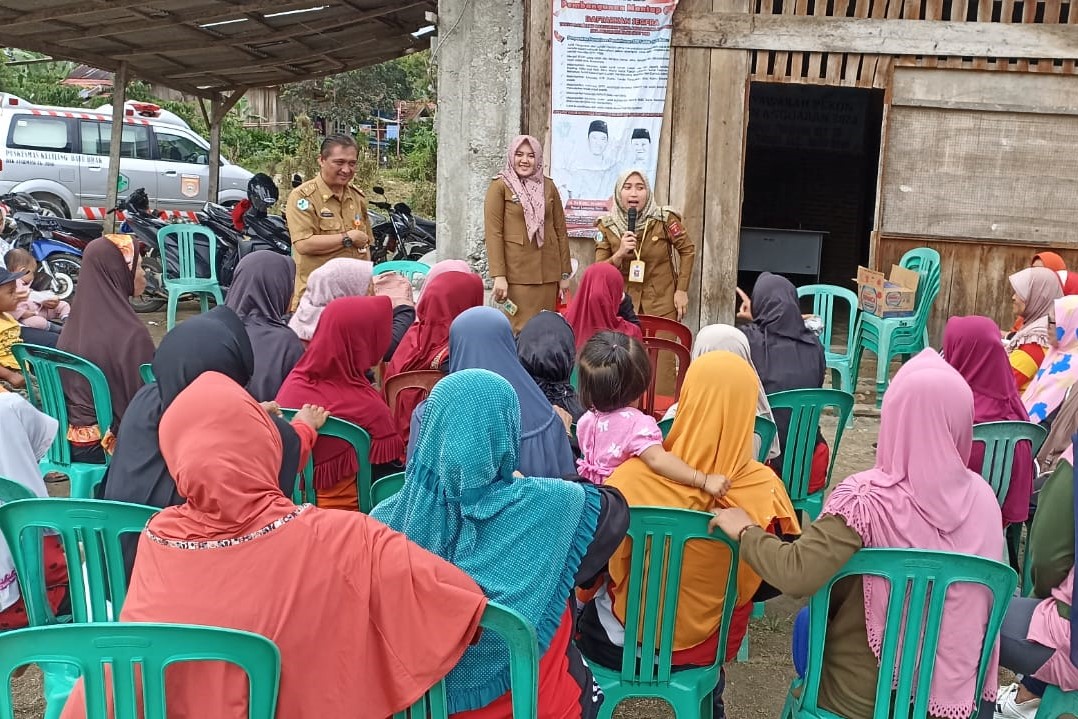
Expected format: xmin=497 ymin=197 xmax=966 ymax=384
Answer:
xmin=286 ymin=175 xmax=371 ymax=309
xmin=594 ymin=209 xmax=695 ymax=318
xmin=483 ymin=177 xmax=572 ymax=285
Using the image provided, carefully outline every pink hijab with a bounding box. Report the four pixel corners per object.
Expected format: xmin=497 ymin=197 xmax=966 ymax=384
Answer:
xmin=822 ymin=350 xmax=1004 ymax=719
xmin=418 ymin=259 xmax=473 ymax=309
xmin=288 ymin=258 xmax=373 ymax=341
xmin=498 ymin=135 xmax=546 ymax=247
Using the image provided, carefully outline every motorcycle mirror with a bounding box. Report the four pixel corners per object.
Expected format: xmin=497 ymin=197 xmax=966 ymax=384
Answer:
xmin=372 ymin=186 xmax=386 ymax=196
xmin=291 ymin=174 xmax=303 ymax=188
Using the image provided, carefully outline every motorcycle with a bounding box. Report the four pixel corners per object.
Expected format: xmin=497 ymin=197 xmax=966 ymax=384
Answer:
xmin=367 ymin=186 xmax=436 ymax=265
xmin=237 ymin=174 xmax=292 ymax=256
xmin=0 ymin=193 xmax=100 ymax=301
xmin=112 ymin=188 xmax=241 ymax=313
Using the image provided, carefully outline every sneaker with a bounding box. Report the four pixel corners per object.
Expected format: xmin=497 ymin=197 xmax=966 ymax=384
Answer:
xmin=995 ymin=682 xmax=1040 ymax=719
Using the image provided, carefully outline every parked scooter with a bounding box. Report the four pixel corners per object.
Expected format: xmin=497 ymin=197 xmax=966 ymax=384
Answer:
xmin=238 ymin=174 xmax=292 ymax=255
xmin=367 ymin=186 xmax=436 ymax=264
xmin=0 ymin=192 xmax=98 ymax=300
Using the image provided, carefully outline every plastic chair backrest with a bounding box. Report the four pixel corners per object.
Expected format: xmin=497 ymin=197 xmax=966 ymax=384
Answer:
xmin=638 ymin=315 xmax=693 ymax=350
xmin=972 ymin=421 xmax=1049 ymax=505
xmin=0 ymin=623 xmax=281 ymax=719
xmin=899 ymin=247 xmax=942 ymax=323
xmin=12 ymin=343 xmax=114 ymax=469
xmin=383 ymin=370 xmax=444 ymax=422
xmin=796 ymin=548 xmax=1016 ymax=719
xmin=373 ymin=260 xmax=431 ymax=284
xmin=766 ymin=388 xmax=854 ymax=502
xmin=0 ymin=498 xmax=156 ymax=626
xmin=395 ymin=602 xmax=539 ymax=719
xmin=657 ymin=416 xmax=776 ymax=464
xmin=278 ymin=411 xmax=373 ymax=512
xmin=614 ymin=507 xmax=739 ymax=685
xmin=0 ymin=477 xmax=34 ymax=503
xmin=157 ymin=224 xmax=218 ymax=283
xmin=139 ymin=363 xmax=155 ymax=385
xmin=640 ymin=337 xmax=691 ymax=417
xmin=370 ymin=472 xmax=406 ymax=508
xmin=797 ymin=284 xmax=858 ymax=358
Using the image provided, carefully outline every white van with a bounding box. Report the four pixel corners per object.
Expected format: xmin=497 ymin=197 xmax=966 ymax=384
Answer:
xmin=0 ymin=95 xmax=252 ymax=219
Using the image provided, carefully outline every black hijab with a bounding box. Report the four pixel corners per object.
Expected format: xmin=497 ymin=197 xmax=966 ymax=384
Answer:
xmin=101 ymin=307 xmax=300 ymax=576
xmin=225 ymin=252 xmax=305 ymax=401
xmin=516 ymin=311 xmax=586 ymax=422
xmin=741 ymin=272 xmax=827 ymax=464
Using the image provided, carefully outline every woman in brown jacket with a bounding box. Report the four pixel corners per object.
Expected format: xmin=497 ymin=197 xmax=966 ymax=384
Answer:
xmin=484 ymin=135 xmax=572 ymax=332
xmin=594 ymin=170 xmax=695 ymax=322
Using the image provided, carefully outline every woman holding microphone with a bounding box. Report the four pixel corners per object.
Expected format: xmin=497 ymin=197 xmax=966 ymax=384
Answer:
xmin=484 ymin=135 xmax=573 ymax=332
xmin=594 ymin=170 xmax=695 ymax=322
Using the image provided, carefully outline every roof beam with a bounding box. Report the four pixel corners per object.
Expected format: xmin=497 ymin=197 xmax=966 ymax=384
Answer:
xmin=112 ymin=2 xmax=427 ymax=58
xmin=0 ymin=0 xmax=149 ymax=28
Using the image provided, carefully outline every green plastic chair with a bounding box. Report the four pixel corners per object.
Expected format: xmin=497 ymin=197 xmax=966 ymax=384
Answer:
xmin=1036 ymin=685 xmax=1078 ymax=718
xmin=851 ymin=247 xmax=942 ymax=408
xmin=395 ymin=602 xmax=539 ymax=719
xmin=657 ymin=416 xmax=776 ymax=464
xmin=278 ymin=411 xmax=373 ymax=512
xmin=592 ymin=507 xmax=739 ymax=719
xmin=0 ymin=498 xmax=156 ymax=626
xmin=139 ymin=363 xmax=155 ymax=384
xmin=0 ymin=623 xmax=281 ymax=719
xmin=370 ymin=472 xmax=405 ymax=508
xmin=0 ymin=476 xmax=34 ymax=503
xmin=797 ymin=284 xmax=859 ymax=394
xmin=157 ymin=224 xmax=224 ymax=331
xmin=767 ymin=388 xmax=854 ymax=522
xmin=12 ymin=343 xmax=113 ymax=499
xmin=971 ymin=420 xmax=1048 ymax=506
xmin=781 ymin=548 xmax=1016 ymax=719
xmin=373 ymin=260 xmax=431 ymax=285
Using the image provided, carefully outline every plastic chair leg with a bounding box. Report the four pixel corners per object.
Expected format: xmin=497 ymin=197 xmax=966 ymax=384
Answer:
xmin=198 ymin=292 xmax=209 ymax=314
xmin=736 ymin=632 xmax=749 ymax=662
xmin=211 ymin=286 xmax=224 ymax=306
xmin=166 ymin=291 xmax=179 ymax=331
xmin=42 ymin=662 xmax=80 ymax=719
xmin=875 ymin=333 xmax=894 ymax=409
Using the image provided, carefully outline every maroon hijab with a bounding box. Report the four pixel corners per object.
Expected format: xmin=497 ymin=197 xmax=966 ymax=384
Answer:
xmin=276 ymin=296 xmax=403 ymax=487
xmin=57 ymin=237 xmax=154 ymax=429
xmin=386 ymin=271 xmax=484 ymax=377
xmin=943 ymin=315 xmax=1033 ymax=523
xmin=564 ymin=263 xmax=642 ymax=349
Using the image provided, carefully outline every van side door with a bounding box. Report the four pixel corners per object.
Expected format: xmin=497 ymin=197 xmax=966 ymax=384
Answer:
xmin=152 ymin=127 xmax=210 ymax=212
xmin=78 ymin=119 xmax=157 ymax=215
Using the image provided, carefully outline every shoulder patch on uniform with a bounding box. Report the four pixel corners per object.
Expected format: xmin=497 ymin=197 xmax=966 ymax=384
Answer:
xmin=595 ymin=229 xmax=605 ymax=244
xmin=668 ymin=220 xmax=685 ymax=237
xmin=296 ymin=198 xmax=311 ymax=211
xmin=296 ymin=180 xmax=318 ymax=197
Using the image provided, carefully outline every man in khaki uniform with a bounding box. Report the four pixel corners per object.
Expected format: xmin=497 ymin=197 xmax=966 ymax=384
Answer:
xmin=286 ymin=134 xmax=372 ymax=310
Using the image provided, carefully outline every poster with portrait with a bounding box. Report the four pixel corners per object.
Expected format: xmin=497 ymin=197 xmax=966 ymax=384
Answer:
xmin=549 ymin=0 xmax=679 ymax=237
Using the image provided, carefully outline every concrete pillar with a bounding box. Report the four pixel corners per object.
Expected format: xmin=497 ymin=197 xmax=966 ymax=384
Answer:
xmin=434 ymin=0 xmax=524 ymax=274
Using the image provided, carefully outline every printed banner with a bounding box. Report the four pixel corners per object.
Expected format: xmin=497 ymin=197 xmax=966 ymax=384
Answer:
xmin=549 ymin=0 xmax=679 ymax=237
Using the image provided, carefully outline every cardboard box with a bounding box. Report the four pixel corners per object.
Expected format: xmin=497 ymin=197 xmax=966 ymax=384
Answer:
xmin=855 ymin=265 xmax=920 ymax=319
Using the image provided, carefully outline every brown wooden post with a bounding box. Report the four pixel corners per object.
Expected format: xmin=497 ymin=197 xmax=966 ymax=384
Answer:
xmin=104 ymin=61 xmax=128 ymax=234
xmin=201 ymin=89 xmax=246 ymax=204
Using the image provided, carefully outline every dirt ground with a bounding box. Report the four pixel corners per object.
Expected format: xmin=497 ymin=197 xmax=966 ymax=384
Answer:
xmin=9 ymin=305 xmax=889 ymax=719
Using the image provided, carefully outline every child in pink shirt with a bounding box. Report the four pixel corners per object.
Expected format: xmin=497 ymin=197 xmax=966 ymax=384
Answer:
xmin=575 ymin=330 xmax=728 ymax=495
xmin=4 ymin=249 xmax=69 ymax=332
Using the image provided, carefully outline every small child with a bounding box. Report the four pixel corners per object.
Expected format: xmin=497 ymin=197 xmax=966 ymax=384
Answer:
xmin=0 ymin=266 xmax=27 ymax=390
xmin=4 ymin=249 xmax=69 ymax=333
xmin=576 ymin=331 xmax=729 ymax=495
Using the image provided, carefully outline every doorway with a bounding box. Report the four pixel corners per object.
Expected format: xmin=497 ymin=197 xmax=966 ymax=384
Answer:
xmin=739 ymin=82 xmax=884 ymax=292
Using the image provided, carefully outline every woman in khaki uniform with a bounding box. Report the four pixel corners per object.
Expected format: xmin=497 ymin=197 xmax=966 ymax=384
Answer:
xmin=484 ymin=135 xmax=572 ymax=332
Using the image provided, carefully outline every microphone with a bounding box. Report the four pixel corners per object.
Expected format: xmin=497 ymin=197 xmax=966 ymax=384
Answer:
xmin=627 ymin=207 xmax=637 ymax=234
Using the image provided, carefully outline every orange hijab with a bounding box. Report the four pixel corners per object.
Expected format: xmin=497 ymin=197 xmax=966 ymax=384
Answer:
xmin=61 ymin=373 xmax=486 ymax=718
xmin=605 ymin=351 xmax=800 ymax=651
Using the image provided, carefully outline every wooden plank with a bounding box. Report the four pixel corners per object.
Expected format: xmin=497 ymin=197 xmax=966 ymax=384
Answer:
xmin=773 ymin=0 xmax=795 ymax=80
xmin=1042 ymin=0 xmax=1064 ymax=72
xmin=806 ymin=0 xmax=828 ymax=78
xmin=673 ymin=11 xmax=1078 ymax=59
xmin=1065 ymin=0 xmax=1078 ymax=74
xmin=523 ymin=0 xmax=553 ymax=139
xmin=891 ymin=65 xmax=1078 ymax=113
xmin=973 ymin=0 xmax=993 ymax=68
xmin=698 ymin=0 xmax=751 ymax=328
xmin=827 ymin=0 xmax=852 ymax=80
xmin=1018 ymin=0 xmax=1038 ymax=70
xmin=790 ymin=0 xmax=811 ymax=77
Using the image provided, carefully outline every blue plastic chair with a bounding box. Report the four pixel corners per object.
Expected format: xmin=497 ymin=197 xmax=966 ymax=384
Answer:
xmin=395 ymin=602 xmax=538 ymax=719
xmin=11 ymin=343 xmax=113 ymax=499
xmin=851 ymin=247 xmax=942 ymax=407
xmin=797 ymin=284 xmax=859 ymax=394
xmin=592 ymin=507 xmax=739 ymax=718
xmin=157 ymin=224 xmax=224 ymax=330
xmin=782 ymin=548 xmax=1016 ymax=719
xmin=0 ymin=623 xmax=281 ymax=719
xmin=373 ymin=260 xmax=430 ymax=286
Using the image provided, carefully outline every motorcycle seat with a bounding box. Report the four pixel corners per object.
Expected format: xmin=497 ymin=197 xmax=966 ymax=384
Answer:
xmin=52 ymin=217 xmax=103 ymax=235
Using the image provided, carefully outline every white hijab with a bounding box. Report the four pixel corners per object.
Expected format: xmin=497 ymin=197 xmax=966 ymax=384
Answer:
xmin=664 ymin=324 xmax=782 ymax=460
xmin=0 ymin=394 xmax=57 ymax=611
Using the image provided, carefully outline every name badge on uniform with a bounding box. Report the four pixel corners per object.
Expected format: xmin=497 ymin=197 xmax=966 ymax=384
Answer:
xmin=510 ymin=195 xmax=521 ymax=204
xmin=628 ymin=260 xmax=646 ymax=283
xmin=320 ymin=210 xmax=334 ymax=217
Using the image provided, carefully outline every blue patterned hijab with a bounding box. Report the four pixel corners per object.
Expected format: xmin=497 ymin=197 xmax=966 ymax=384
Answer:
xmin=373 ymin=369 xmax=600 ymax=712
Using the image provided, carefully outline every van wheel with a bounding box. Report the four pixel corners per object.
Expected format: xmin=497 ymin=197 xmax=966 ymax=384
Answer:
xmin=31 ymin=194 xmax=68 ymax=218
